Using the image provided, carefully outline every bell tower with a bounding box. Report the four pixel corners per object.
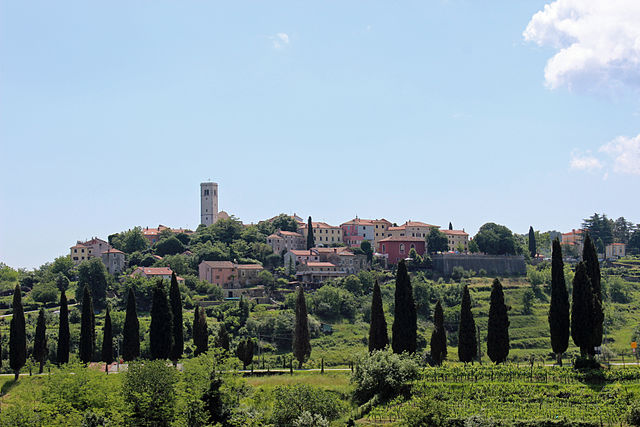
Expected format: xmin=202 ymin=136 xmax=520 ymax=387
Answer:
xmin=200 ymin=181 xmax=218 ymax=226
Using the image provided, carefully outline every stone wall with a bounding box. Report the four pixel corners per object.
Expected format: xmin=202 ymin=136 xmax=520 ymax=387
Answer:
xmin=431 ymin=253 xmax=526 ymax=276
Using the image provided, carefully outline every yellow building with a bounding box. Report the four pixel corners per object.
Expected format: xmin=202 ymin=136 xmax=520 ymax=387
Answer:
xmin=373 ymin=219 xmax=392 ymax=249
xmin=442 ymin=229 xmax=469 ymax=252
xmin=387 ymin=221 xmax=438 ymax=239
xmin=299 ymin=221 xmax=343 ymax=246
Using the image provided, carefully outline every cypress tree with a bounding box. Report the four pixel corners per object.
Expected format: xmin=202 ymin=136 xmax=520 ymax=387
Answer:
xmin=79 ymin=285 xmax=95 ymax=364
xmin=150 ymin=280 xmax=173 ymax=360
xmin=122 ymin=287 xmax=140 ymax=361
xmin=292 ymin=286 xmax=311 ymax=368
xmin=202 ymin=371 xmax=229 ymax=425
xmin=549 ymin=238 xmax=569 ymax=365
xmin=582 ymin=233 xmax=603 ymax=356
xmin=392 ymin=260 xmax=417 ymax=354
xmin=571 ymin=261 xmax=593 ymax=357
xmin=33 ymin=308 xmax=47 ymax=374
xmin=487 ymin=278 xmax=510 ymax=363
xmin=57 ymin=291 xmax=70 ymax=364
xmin=528 ymin=226 xmax=537 ymax=258
xmin=306 ymin=216 xmax=315 ymax=249
xmin=449 ymin=222 xmax=453 ymax=230
xmin=9 ymin=284 xmax=26 ymax=381
xmin=169 ymin=272 xmax=184 ymax=365
xmin=236 ymin=337 xmax=254 ymax=369
xmin=193 ymin=305 xmax=209 ymax=356
xmin=216 ymin=323 xmax=230 ymax=351
xmin=101 ymin=306 xmax=113 ymax=373
xmin=368 ymin=281 xmax=389 ymax=352
xmin=458 ymin=285 xmax=477 ymax=363
xmin=430 ymin=300 xmax=447 ymax=365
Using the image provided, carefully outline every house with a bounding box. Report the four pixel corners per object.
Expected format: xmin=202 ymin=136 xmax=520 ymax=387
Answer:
xmin=296 ymin=262 xmax=347 ymax=285
xmin=373 ymin=219 xmax=393 ymax=249
xmin=266 ymin=230 xmax=305 ymax=255
xmin=198 ymin=261 xmax=264 ymax=287
xmin=313 ymin=247 xmax=367 ymax=274
xmin=442 ymin=229 xmax=469 ymax=252
xmin=70 ymin=237 xmax=111 ymax=265
xmin=236 ymin=264 xmax=265 ymax=286
xmin=386 ymin=221 xmax=438 ymax=239
xmin=341 ymin=218 xmax=375 ymax=248
xmin=299 ymin=221 xmax=343 ymax=246
xmin=101 ymin=248 xmax=125 ymax=275
xmin=283 ymin=249 xmax=321 ymax=270
xmin=606 ymin=243 xmax=626 ymax=259
xmin=142 ymin=225 xmax=193 ymax=245
xmin=131 ymin=266 xmax=184 ymax=283
xmin=378 ymin=236 xmax=426 ymax=264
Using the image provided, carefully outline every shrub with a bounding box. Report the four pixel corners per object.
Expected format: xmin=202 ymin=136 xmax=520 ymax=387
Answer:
xmin=31 ymin=281 xmax=58 ymax=303
xmin=628 ymin=402 xmax=640 ymax=426
xmin=293 ymin=411 xmax=330 ymax=427
xmin=123 ymin=360 xmax=178 ymax=426
xmin=400 ymin=397 xmax=448 ymax=426
xmin=351 ymin=348 xmax=421 ymax=404
xmin=271 ymin=384 xmax=344 ymax=426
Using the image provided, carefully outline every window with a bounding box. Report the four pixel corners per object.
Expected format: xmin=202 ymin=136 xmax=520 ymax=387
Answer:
xmin=382 ymin=244 xmax=386 ymax=252
xmin=400 ymin=244 xmax=405 ymax=254
xmin=411 ymin=244 xmax=415 ymax=249
xmin=204 ymin=189 xmax=210 ymax=196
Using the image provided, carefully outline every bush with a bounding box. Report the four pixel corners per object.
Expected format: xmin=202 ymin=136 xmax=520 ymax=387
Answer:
xmin=123 ymin=360 xmax=179 ymax=426
xmin=31 ymin=281 xmax=59 ymax=303
xmin=271 ymin=384 xmax=344 ymax=426
xmin=293 ymin=411 xmax=330 ymax=427
xmin=573 ymin=357 xmax=601 ymax=371
xmin=628 ymin=402 xmax=640 ymax=426
xmin=400 ymin=397 xmax=448 ymax=426
xmin=351 ymin=348 xmax=421 ymax=404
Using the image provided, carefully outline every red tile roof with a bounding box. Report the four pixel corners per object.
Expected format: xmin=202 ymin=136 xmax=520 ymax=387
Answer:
xmin=200 ymin=261 xmax=235 ymax=269
xmin=341 ymin=218 xmax=375 ymax=226
xmin=442 ymin=230 xmax=469 ymax=236
xmin=304 ymin=262 xmax=337 ymax=267
xmin=102 ymin=248 xmax=124 ymax=254
xmin=133 ymin=267 xmax=174 ymax=276
xmin=278 ymin=230 xmax=303 ymax=237
xmin=404 ymin=221 xmax=439 ymax=228
xmin=290 ymin=250 xmax=314 ymax=256
xmin=267 ymin=234 xmax=283 ymax=239
xmin=379 ymin=236 xmax=425 ymax=242
xmin=236 ymin=264 xmax=264 ymax=270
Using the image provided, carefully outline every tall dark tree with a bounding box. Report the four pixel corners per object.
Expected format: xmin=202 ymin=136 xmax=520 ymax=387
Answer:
xmin=528 ymin=226 xmax=537 ymax=258
xmin=293 ymin=286 xmax=311 ymax=368
xmin=9 ymin=285 xmax=26 ymax=381
xmin=76 ymin=258 xmax=108 ymax=309
xmin=202 ymin=371 xmax=229 ymax=425
xmin=449 ymin=222 xmax=453 ymax=230
xmin=549 ymin=238 xmax=569 ymax=365
xmin=215 ymin=324 xmax=230 ymax=351
xmin=79 ymin=285 xmax=95 ymax=364
xmin=101 ymin=306 xmax=113 ymax=373
xmin=236 ymin=337 xmax=255 ymax=369
xmin=33 ymin=308 xmax=47 ymax=374
xmin=150 ymin=280 xmax=173 ymax=360
xmin=122 ymin=288 xmax=140 ymax=361
xmin=306 ymin=216 xmax=315 ymax=249
xmin=392 ymin=260 xmax=417 ymax=354
xmin=582 ymin=233 xmax=603 ymax=355
xmin=487 ymin=279 xmax=510 ymax=363
xmin=458 ymin=285 xmax=477 ymax=363
xmin=571 ymin=261 xmax=593 ymax=357
xmin=169 ymin=272 xmax=184 ymax=365
xmin=193 ymin=305 xmax=209 ymax=356
xmin=430 ymin=300 xmax=447 ymax=365
xmin=57 ymin=291 xmax=70 ymax=364
xmin=368 ymin=281 xmax=389 ymax=352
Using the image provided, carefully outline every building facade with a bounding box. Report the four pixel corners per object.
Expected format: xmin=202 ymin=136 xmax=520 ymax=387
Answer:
xmin=200 ymin=181 xmax=219 ymax=226
xmin=142 ymin=225 xmax=193 ymax=245
xmin=70 ymin=237 xmax=111 ymax=265
xmin=101 ymin=248 xmax=125 ymax=275
xmin=442 ymin=229 xmax=469 ymax=252
xmin=373 ymin=219 xmax=392 ymax=249
xmin=131 ymin=266 xmax=184 ymax=282
xmin=341 ymin=218 xmax=375 ymax=248
xmin=295 ymin=262 xmax=347 ymax=285
xmin=199 ymin=261 xmax=265 ymax=287
xmin=378 ymin=236 xmax=426 ymax=264
xmin=299 ymin=221 xmax=343 ymax=246
xmin=606 ymin=243 xmax=626 ymax=259
xmin=266 ymin=230 xmax=305 ymax=254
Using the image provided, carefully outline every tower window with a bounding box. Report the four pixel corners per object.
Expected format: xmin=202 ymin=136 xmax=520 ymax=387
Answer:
xmin=204 ymin=189 xmax=210 ymax=196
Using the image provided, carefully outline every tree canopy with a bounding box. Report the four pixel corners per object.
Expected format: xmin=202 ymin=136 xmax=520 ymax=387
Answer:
xmin=473 ymin=223 xmax=517 ymax=255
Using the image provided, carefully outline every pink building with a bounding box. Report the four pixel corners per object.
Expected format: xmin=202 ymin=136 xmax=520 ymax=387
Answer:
xmin=378 ymin=237 xmax=426 ymax=264
xmin=199 ymin=261 xmax=237 ymax=286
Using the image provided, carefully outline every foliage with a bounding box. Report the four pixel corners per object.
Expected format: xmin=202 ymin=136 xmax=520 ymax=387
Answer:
xmin=582 ymin=234 xmax=603 ymax=352
xmin=607 ymin=275 xmax=631 ymax=303
xmin=123 ymin=360 xmax=179 ymax=426
xmin=109 ymin=226 xmax=149 ymax=254
xmin=487 ymin=278 xmax=509 ymax=363
xmin=549 ymin=238 xmax=569 ymax=362
xmin=57 ymin=290 xmax=70 ymax=364
xmin=392 ymin=260 xmax=417 ymax=354
xmin=571 ymin=262 xmax=594 ymax=357
xmin=430 ymin=300 xmax=447 ymax=365
xmin=351 ymin=348 xmax=421 ymax=404
xmin=427 ymin=228 xmax=449 ymax=253
xmin=122 ymin=287 xmax=140 ymax=361
xmin=474 ymin=223 xmax=517 ymax=255
xmin=76 ymin=258 xmax=108 ymax=309
xmin=193 ymin=305 xmax=209 ymax=356
xmin=79 ymin=286 xmax=95 ymax=364
xmin=236 ymin=337 xmax=255 ymax=368
xmin=216 ymin=323 xmax=230 ymax=351
xmin=369 ymin=281 xmax=389 ymax=352
xmin=400 ymin=396 xmax=449 ymax=426
xmin=30 ymin=281 xmax=59 ymax=303
xmin=271 ymin=213 xmax=300 ymax=232
xmin=101 ymin=306 xmax=113 ymax=365
xmin=528 ymin=226 xmax=537 ymax=258
xmin=33 ymin=308 xmax=47 ymax=373
xmin=169 ymin=273 xmax=184 ymax=362
xmin=150 ymin=280 xmax=173 ymax=360
xmin=627 ymin=402 xmax=640 ymax=426
xmin=293 ymin=411 xmax=330 ymax=427
xmin=271 ymin=384 xmax=345 ymax=426
xmin=306 ymin=216 xmax=315 ymax=250
xmin=458 ymin=285 xmax=477 ymax=363
xmin=522 ymin=289 xmax=534 ymax=315
xmin=310 ymin=285 xmax=358 ymax=320
xmin=293 ymin=287 xmax=312 ymax=368
xmin=155 ymin=235 xmax=185 ymax=257
xmin=582 ymin=213 xmax=614 ymax=251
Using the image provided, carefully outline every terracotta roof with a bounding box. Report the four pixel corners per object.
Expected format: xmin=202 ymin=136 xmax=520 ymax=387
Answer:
xmin=278 ymin=230 xmax=303 ymax=237
xmin=71 ymin=243 xmax=88 ymax=248
xmin=133 ymin=267 xmax=174 ymax=276
xmin=379 ymin=236 xmax=425 ymax=243
xmin=610 ymin=243 xmax=625 ymax=246
xmin=236 ymin=264 xmax=264 ymax=270
xmin=102 ymin=248 xmax=124 ymax=254
xmin=404 ymin=221 xmax=439 ymax=228
xmin=290 ymin=250 xmax=314 ymax=256
xmin=373 ymin=218 xmax=392 ymax=225
xmin=313 ymin=247 xmax=352 ymax=254
xmin=303 ymin=262 xmax=337 ymax=267
xmin=82 ymin=237 xmax=109 ymax=245
xmin=442 ymin=229 xmax=468 ymax=236
xmin=200 ymin=260 xmax=235 ymax=269
xmin=267 ymin=234 xmax=283 ymax=239
xmin=388 ymin=226 xmax=405 ymax=231
xmin=341 ymin=218 xmax=375 ymax=226
xmin=300 ymin=222 xmax=338 ymax=229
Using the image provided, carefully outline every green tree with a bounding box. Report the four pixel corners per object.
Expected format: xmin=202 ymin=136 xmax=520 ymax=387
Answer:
xmin=522 ymin=289 xmax=534 ymax=315
xmin=473 ymin=223 xmax=517 ymax=255
xmin=193 ymin=305 xmax=209 ymax=356
xmin=79 ymin=285 xmax=95 ymax=364
xmin=236 ymin=337 xmax=254 ymax=369
xmin=360 ymin=240 xmax=373 ymax=263
xmin=306 ymin=217 xmax=315 ymax=249
xmin=487 ymin=278 xmax=509 ymax=363
xmin=427 ymin=228 xmax=449 ymax=253
xmin=449 ymin=222 xmax=453 ymax=230
xmin=57 ymin=290 xmax=70 ymax=364
xmin=293 ymin=286 xmax=311 ymax=368
xmin=528 ymin=226 xmax=537 ymax=258
xmin=613 ymin=217 xmax=633 ymax=244
xmin=368 ymin=281 xmax=389 ymax=352
xmin=392 ymin=260 xmax=417 ymax=354
xmin=215 ymin=323 xmax=230 ymax=351
xmin=272 ymin=213 xmax=299 ymax=232
xmin=582 ymin=213 xmax=614 ymax=248
xmin=101 ymin=306 xmax=113 ymax=373
xmin=468 ymin=239 xmax=479 ymax=253
xmin=150 ymin=280 xmax=173 ymax=360
xmin=458 ymin=285 xmax=477 ymax=363
xmin=571 ymin=261 xmax=593 ymax=357
xmin=430 ymin=300 xmax=447 ymax=365
xmin=122 ymin=287 xmax=140 ymax=361
xmin=169 ymin=273 xmax=183 ymax=365
xmin=123 ymin=360 xmax=178 ymax=426
xmin=155 ymin=236 xmax=185 ymax=257
xmin=55 ymin=273 xmax=70 ymax=292
xmin=76 ymin=258 xmax=108 ymax=309
xmin=582 ymin=233 xmax=603 ymax=355
xmin=202 ymin=371 xmax=229 ymax=425
xmin=33 ymin=308 xmax=47 ymax=374
xmin=50 ymin=255 xmax=75 ymax=279
xmin=109 ymin=227 xmax=149 ymax=254
xmin=549 ymin=238 xmax=569 ymax=365
xmin=9 ymin=285 xmax=26 ymax=380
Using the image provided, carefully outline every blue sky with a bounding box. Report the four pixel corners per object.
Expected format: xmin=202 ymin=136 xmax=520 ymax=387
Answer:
xmin=1 ymin=1 xmax=639 ymax=269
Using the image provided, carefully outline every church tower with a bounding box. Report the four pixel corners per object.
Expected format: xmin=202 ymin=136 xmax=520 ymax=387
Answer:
xmin=200 ymin=182 xmax=218 ymax=226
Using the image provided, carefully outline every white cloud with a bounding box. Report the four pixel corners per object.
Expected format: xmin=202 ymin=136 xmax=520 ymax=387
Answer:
xmin=569 ymin=151 xmax=602 ymax=172
xmin=599 ymin=134 xmax=640 ymax=175
xmin=271 ymin=32 xmax=290 ymax=49
xmin=523 ymin=0 xmax=640 ymax=91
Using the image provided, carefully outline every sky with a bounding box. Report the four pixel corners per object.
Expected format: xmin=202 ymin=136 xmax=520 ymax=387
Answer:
xmin=1 ymin=0 xmax=639 ymax=269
